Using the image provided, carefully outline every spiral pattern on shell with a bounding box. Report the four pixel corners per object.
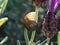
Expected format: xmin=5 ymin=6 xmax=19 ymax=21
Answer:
xmin=24 ymin=12 xmax=38 ymax=31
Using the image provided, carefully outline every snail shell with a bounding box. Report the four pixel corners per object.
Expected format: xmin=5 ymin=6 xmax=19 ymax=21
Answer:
xmin=24 ymin=12 xmax=38 ymax=31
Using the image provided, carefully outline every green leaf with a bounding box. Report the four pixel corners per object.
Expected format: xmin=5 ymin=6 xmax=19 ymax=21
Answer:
xmin=0 ymin=17 xmax=8 ymax=27
xmin=17 ymin=40 xmax=21 ymax=45
xmin=40 ymin=39 xmax=47 ymax=45
xmin=0 ymin=36 xmax=8 ymax=45
xmin=0 ymin=0 xmax=3 ymax=5
xmin=24 ymin=28 xmax=29 ymax=45
xmin=30 ymin=31 xmax=36 ymax=42
xmin=0 ymin=0 xmax=8 ymax=14
xmin=36 ymin=40 xmax=40 ymax=45
xmin=57 ymin=31 xmax=60 ymax=45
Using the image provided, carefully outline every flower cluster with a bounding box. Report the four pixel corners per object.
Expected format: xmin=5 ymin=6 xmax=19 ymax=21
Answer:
xmin=41 ymin=0 xmax=60 ymax=38
xmin=24 ymin=0 xmax=60 ymax=38
xmin=31 ymin=0 xmax=47 ymax=7
xmin=42 ymin=12 xmax=58 ymax=38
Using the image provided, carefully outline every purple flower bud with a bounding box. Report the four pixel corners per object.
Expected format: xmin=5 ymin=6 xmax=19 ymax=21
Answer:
xmin=47 ymin=0 xmax=59 ymax=12
xmin=31 ymin=0 xmax=47 ymax=7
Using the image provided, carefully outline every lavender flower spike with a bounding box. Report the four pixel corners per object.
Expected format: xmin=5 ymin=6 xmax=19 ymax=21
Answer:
xmin=58 ymin=0 xmax=60 ymax=3
xmin=48 ymin=0 xmax=59 ymax=12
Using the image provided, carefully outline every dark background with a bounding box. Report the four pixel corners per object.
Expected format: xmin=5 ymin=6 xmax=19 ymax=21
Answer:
xmin=0 ymin=0 xmax=60 ymax=45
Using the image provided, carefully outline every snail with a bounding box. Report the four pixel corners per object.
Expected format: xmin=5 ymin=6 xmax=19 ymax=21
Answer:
xmin=24 ymin=12 xmax=38 ymax=31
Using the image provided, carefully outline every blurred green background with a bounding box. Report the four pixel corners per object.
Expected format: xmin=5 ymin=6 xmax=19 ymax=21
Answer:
xmin=0 ymin=0 xmax=60 ymax=45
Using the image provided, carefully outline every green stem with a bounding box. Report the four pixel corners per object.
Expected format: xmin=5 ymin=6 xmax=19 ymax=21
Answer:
xmin=40 ymin=39 xmax=47 ymax=45
xmin=30 ymin=6 xmax=39 ymax=44
xmin=46 ymin=38 xmax=50 ymax=45
xmin=40 ymin=38 xmax=50 ymax=45
xmin=35 ymin=6 xmax=39 ymax=21
xmin=57 ymin=31 xmax=60 ymax=45
xmin=36 ymin=40 xmax=40 ymax=45
xmin=24 ymin=28 xmax=29 ymax=45
xmin=30 ymin=31 xmax=36 ymax=42
xmin=17 ymin=40 xmax=21 ymax=45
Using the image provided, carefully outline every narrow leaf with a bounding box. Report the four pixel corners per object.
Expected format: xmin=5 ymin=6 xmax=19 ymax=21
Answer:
xmin=24 ymin=28 xmax=29 ymax=45
xmin=0 ymin=17 xmax=8 ymax=27
xmin=0 ymin=0 xmax=8 ymax=14
xmin=36 ymin=40 xmax=40 ymax=45
xmin=17 ymin=40 xmax=21 ymax=45
xmin=57 ymin=31 xmax=60 ymax=45
xmin=0 ymin=36 xmax=8 ymax=45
